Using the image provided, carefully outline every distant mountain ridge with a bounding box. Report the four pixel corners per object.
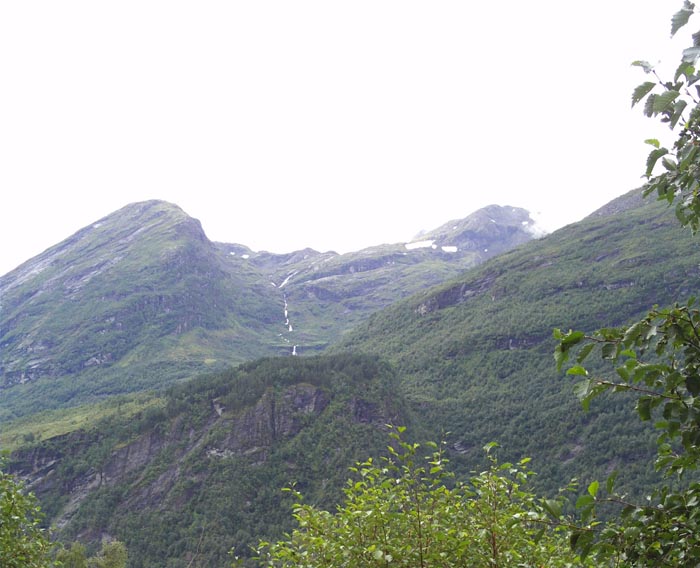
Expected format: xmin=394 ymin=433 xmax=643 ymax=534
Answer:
xmin=0 ymin=199 xmax=540 ymax=420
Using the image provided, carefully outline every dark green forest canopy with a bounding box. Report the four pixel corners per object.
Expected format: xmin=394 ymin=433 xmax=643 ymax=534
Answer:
xmin=8 ymin=353 xmax=414 ymax=566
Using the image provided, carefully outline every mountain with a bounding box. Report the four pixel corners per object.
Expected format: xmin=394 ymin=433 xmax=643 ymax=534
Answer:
xmin=244 ymin=204 xmax=541 ymax=353
xmin=333 ymin=189 xmax=696 ymax=491
xmin=9 ymin=353 xmax=412 ymax=566
xmin=0 ymin=200 xmax=539 ymax=420
xmin=6 ymin=189 xmax=698 ymax=564
xmin=0 ymin=201 xmax=279 ymax=420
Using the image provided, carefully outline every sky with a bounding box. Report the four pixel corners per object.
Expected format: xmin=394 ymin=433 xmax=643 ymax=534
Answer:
xmin=0 ymin=1 xmax=691 ymax=276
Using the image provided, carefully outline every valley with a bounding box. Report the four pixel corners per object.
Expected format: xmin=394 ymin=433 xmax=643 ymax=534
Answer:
xmin=2 ymin=190 xmax=699 ymax=565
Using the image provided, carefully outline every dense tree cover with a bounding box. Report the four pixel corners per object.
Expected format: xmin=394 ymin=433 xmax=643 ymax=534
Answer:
xmin=255 ymin=427 xmax=585 ymax=567
xmin=11 ymin=5 xmax=700 ymax=565
xmin=55 ymin=542 xmax=89 ymax=568
xmin=336 ymin=182 xmax=689 ymax=499
xmin=0 ymin=464 xmax=53 ymax=567
xmin=554 ymin=2 xmax=700 ymax=564
xmin=7 ymin=353 xmax=411 ymax=566
xmin=1 ymin=461 xmax=130 ymax=567
xmin=54 ymin=540 xmax=128 ymax=568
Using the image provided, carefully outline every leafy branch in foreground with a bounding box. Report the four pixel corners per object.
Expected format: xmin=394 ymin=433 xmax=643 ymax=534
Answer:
xmin=555 ymin=306 xmax=700 ymax=564
xmin=254 ymin=427 xmax=584 ymax=567
xmin=0 ymin=462 xmax=54 ymax=568
xmin=633 ymin=1 xmax=700 ymax=232
xmin=552 ymin=6 xmax=700 ymax=564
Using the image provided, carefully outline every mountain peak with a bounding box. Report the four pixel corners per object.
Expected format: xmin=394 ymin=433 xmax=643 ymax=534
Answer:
xmin=1 ymin=200 xmax=205 ymax=285
xmin=408 ymin=204 xmax=544 ymax=254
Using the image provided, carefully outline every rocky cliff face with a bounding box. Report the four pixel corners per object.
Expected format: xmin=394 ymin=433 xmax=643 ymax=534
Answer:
xmin=8 ymin=354 xmax=408 ymax=564
xmin=12 ymin=383 xmax=331 ymax=523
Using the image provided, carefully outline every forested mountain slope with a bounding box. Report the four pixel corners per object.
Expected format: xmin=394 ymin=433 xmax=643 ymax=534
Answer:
xmin=0 ymin=200 xmax=537 ymax=421
xmin=0 ymin=201 xmax=279 ymax=420
xmin=8 ymin=189 xmax=700 ymax=565
xmin=9 ymin=354 xmax=411 ymax=566
xmin=335 ymin=190 xmax=695 ymax=492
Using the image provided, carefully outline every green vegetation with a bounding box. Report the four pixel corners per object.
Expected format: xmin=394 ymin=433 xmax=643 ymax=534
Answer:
xmin=552 ymin=3 xmax=700 ymax=564
xmin=8 ymin=354 xmax=413 ymax=566
xmin=0 ymin=201 xmax=536 ymax=422
xmin=257 ymin=428 xmax=583 ymax=567
xmin=9 ymin=6 xmax=700 ymax=566
xmin=0 ymin=464 xmax=53 ymax=567
xmin=0 ymin=394 xmax=164 ymax=453
xmin=334 ymin=190 xmax=685 ymax=496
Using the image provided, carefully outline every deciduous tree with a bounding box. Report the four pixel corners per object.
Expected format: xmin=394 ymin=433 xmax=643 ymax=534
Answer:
xmin=0 ymin=465 xmax=53 ymax=568
xmin=255 ymin=428 xmax=582 ymax=567
xmin=554 ymin=3 xmax=700 ymax=564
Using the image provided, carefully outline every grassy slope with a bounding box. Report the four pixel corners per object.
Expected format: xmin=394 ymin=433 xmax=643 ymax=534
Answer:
xmin=0 ymin=202 xmax=282 ymax=420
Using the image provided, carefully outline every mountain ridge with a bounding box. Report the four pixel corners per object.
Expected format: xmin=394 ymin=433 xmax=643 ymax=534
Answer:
xmin=0 ymin=199 xmax=540 ymax=420
xmin=333 ymin=188 xmax=696 ymax=489
xmin=6 ymin=188 xmax=697 ymax=565
xmin=7 ymin=189 xmax=700 ymax=565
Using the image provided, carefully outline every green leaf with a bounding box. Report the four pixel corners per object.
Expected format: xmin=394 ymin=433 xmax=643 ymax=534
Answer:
xmin=556 ymin=330 xmax=585 ymax=370
xmin=671 ymin=99 xmax=689 ymax=128
xmin=587 ymin=480 xmax=600 ymax=497
xmin=542 ymin=498 xmax=562 ymax=518
xmin=602 ymin=343 xmax=617 ymax=359
xmin=662 ymin=157 xmax=678 ymax=171
xmin=671 ymin=5 xmax=694 ymax=37
xmin=652 ymin=90 xmax=680 ymax=113
xmin=632 ymin=60 xmax=654 ymax=74
xmin=644 ymin=93 xmax=657 ymax=117
xmin=561 ymin=330 xmax=584 ymax=348
xmin=683 ymin=46 xmax=700 ymax=64
xmin=632 ymin=82 xmax=656 ymax=107
xmin=566 ymin=365 xmax=588 ymax=376
xmin=646 ymin=147 xmax=669 ymax=177
xmin=637 ymin=396 xmax=653 ymax=421
xmin=686 ymin=374 xmax=700 ymax=395
xmin=645 ymin=138 xmax=661 ymax=148
xmin=606 ymin=470 xmax=618 ymax=494
xmin=573 ymin=380 xmax=595 ymax=412
xmin=573 ymin=380 xmax=590 ymax=401
xmin=674 ymin=60 xmax=695 ymax=81
xmin=576 ymin=494 xmax=594 ymax=509
xmin=576 ymin=342 xmax=595 ymax=363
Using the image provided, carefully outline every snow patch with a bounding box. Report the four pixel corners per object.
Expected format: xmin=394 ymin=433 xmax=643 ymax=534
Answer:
xmin=441 ymin=246 xmax=458 ymax=253
xmin=229 ymin=251 xmax=236 ymax=255
xmin=93 ymin=223 xmax=103 ymax=229
xmin=405 ymin=240 xmax=434 ymax=250
xmin=241 ymin=254 xmax=250 ymax=259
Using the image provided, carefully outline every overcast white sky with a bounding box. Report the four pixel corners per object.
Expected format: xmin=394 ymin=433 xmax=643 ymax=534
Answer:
xmin=0 ymin=1 xmax=691 ymax=276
